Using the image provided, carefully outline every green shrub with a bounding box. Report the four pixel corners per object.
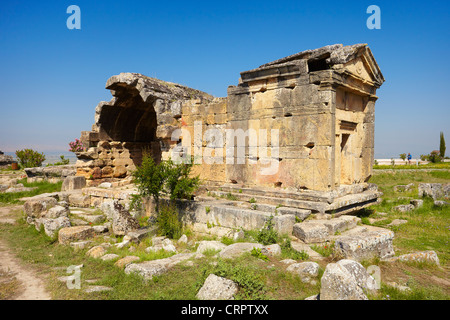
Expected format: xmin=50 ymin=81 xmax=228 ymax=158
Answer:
xmin=132 ymin=153 xmax=200 ymax=213
xmin=251 ymin=247 xmax=268 ymax=261
xmin=165 ymin=158 xmax=200 ymax=201
xmin=310 ymin=242 xmax=335 ymax=257
xmin=46 ymin=155 xmax=70 ymax=166
xmin=256 ymin=215 xmax=278 ymax=245
xmin=213 ymin=261 xmax=266 ymax=299
xmin=156 ymin=202 xmax=182 ymax=239
xmin=280 ymin=238 xmax=309 ymax=260
xmin=15 ymin=149 xmax=45 ymax=168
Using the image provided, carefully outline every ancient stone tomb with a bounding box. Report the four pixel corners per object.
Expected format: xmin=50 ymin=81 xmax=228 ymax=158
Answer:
xmin=76 ymin=43 xmax=384 ymax=215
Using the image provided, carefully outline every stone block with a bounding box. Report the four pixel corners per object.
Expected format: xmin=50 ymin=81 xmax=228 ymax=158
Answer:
xmin=58 ymin=226 xmax=95 ymax=245
xmin=61 ymin=176 xmax=86 ymax=192
xmin=197 ymin=274 xmax=238 ymax=300
xmin=24 ymin=196 xmax=58 ymax=219
xmin=292 ymin=222 xmax=329 ymax=243
xmin=334 ymin=229 xmax=395 ymax=261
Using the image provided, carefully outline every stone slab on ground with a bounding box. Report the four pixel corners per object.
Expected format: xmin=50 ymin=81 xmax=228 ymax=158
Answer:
xmin=124 ymin=253 xmax=195 ymax=280
xmin=333 ymin=228 xmax=395 ymax=261
xmin=286 ymin=261 xmax=320 ymax=283
xmin=196 ymin=274 xmax=238 ymax=300
xmin=58 ymin=226 xmax=95 ymax=245
xmin=61 ymin=176 xmax=86 ymax=192
xmin=292 ymin=222 xmax=329 ymax=243
xmin=320 ymin=259 xmax=377 ymax=300
xmin=218 ymin=242 xmax=264 ymax=259
xmin=386 ymin=250 xmax=440 ymax=265
xmin=115 ymin=256 xmax=140 ymax=269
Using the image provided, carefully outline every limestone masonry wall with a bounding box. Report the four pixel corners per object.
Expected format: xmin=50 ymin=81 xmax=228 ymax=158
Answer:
xmin=76 ymin=43 xmax=384 ymax=200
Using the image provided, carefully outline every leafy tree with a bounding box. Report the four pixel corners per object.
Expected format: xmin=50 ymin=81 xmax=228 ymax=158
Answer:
xmin=399 ymin=153 xmax=407 ymax=161
xmin=15 ymin=149 xmax=46 ymax=168
xmin=165 ymin=158 xmax=200 ymax=201
xmin=440 ymin=131 xmax=446 ymax=158
xmin=131 ymin=153 xmax=200 ymax=213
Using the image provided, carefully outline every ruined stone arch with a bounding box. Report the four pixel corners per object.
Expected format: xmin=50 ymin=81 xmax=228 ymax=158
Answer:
xmin=77 ymin=73 xmax=214 ymax=182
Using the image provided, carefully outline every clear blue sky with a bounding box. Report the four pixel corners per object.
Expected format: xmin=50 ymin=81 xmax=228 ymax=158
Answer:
xmin=0 ymin=0 xmax=449 ymax=158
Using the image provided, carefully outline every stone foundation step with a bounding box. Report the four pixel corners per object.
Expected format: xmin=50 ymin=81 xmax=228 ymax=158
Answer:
xmin=208 ymin=189 xmax=380 ymax=215
xmin=292 ymin=215 xmax=361 ymax=243
xmin=69 ymin=207 xmax=106 ymax=224
xmin=333 ymin=227 xmax=395 ymax=262
xmin=208 ymin=190 xmax=329 ymax=213
xmin=190 ymin=202 xmax=297 ymax=235
xmin=207 ymin=184 xmax=333 ymax=203
xmin=195 ymin=195 xmax=312 ymax=219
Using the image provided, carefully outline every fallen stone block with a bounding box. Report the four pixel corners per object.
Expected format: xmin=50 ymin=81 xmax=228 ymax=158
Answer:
xmin=218 ymin=242 xmax=263 ymax=259
xmin=124 ymin=253 xmax=195 ymax=280
xmin=316 ymin=216 xmax=360 ymax=235
xmin=272 ymin=214 xmax=295 ymax=235
xmin=334 ymin=229 xmax=395 ymax=261
xmin=286 ymin=262 xmax=320 ymax=283
xmin=70 ymin=240 xmax=93 ymax=251
xmin=101 ymin=200 xmax=140 ymax=235
xmin=336 ymin=259 xmax=377 ymax=291
xmin=419 ymin=183 xmax=449 ymax=200
xmin=393 ymin=204 xmax=415 ymax=213
xmin=38 ymin=217 xmax=71 ymax=238
xmin=410 ymin=199 xmax=423 ymax=208
xmin=320 ymin=260 xmax=369 ymax=300
xmin=68 ymin=194 xmax=91 ymax=208
xmin=24 ymin=196 xmax=58 ymax=219
xmin=292 ymin=222 xmax=329 ymax=243
xmin=86 ymin=245 xmax=107 ymax=258
xmin=434 ymin=200 xmax=448 ymax=207
xmin=84 ymin=285 xmax=113 ymax=293
xmin=196 ymin=240 xmax=227 ymax=254
xmin=196 ymin=274 xmax=238 ymax=300
xmin=387 ymin=250 xmax=440 ymax=265
xmin=126 ymin=227 xmax=156 ymax=243
xmin=115 ymin=256 xmax=140 ymax=269
xmin=387 ymin=219 xmax=408 ymax=227
xmin=393 ymin=183 xmax=414 ymax=192
xmin=58 ymin=226 xmax=95 ymax=245
xmin=44 ymin=205 xmax=69 ymax=219
xmin=261 ymin=244 xmax=281 ymax=257
xmin=100 ymin=254 xmax=120 ymax=261
xmin=61 ymin=176 xmax=86 ymax=192
xmin=277 ymin=207 xmax=311 ymax=220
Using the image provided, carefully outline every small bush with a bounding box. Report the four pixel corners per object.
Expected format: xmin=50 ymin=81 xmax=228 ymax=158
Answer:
xmin=280 ymin=238 xmax=309 ymax=260
xmin=15 ymin=149 xmax=45 ymax=168
xmin=310 ymin=242 xmax=334 ymax=257
xmin=46 ymin=155 xmax=70 ymax=166
xmin=224 ymin=193 xmax=238 ymax=201
xmin=213 ymin=261 xmax=267 ymax=299
xmin=156 ymin=202 xmax=182 ymax=239
xmin=251 ymin=248 xmax=268 ymax=261
xmin=68 ymin=139 xmax=85 ymax=152
xmin=256 ymin=215 xmax=278 ymax=245
xmin=132 ymin=154 xmax=200 ymax=213
xmin=221 ymin=236 xmax=234 ymax=245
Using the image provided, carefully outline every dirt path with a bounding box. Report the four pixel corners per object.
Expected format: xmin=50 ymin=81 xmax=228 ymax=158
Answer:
xmin=0 ymin=205 xmax=51 ymax=300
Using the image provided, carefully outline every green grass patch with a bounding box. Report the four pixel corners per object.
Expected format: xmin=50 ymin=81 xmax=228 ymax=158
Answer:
xmin=0 ymin=178 xmax=62 ymax=204
xmin=373 ymin=162 xmax=450 ymax=170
